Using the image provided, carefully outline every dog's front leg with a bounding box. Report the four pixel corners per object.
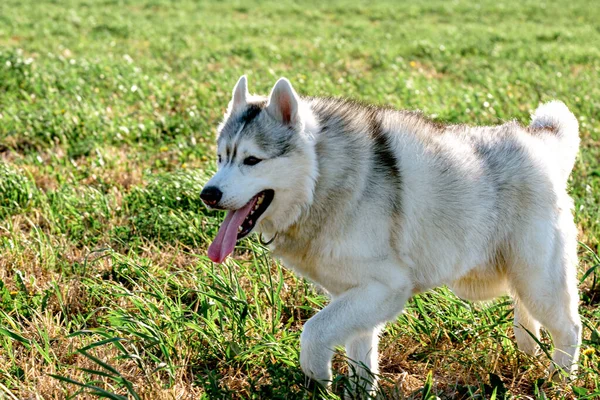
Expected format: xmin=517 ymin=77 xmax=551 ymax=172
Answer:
xmin=346 ymin=325 xmax=383 ymax=399
xmin=345 ymin=325 xmax=383 ymax=397
xmin=300 ymin=281 xmax=410 ymax=393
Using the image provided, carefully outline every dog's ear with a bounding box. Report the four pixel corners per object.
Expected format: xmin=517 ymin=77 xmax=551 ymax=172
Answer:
xmin=267 ymin=78 xmax=299 ymax=126
xmin=230 ymin=75 xmax=248 ymax=113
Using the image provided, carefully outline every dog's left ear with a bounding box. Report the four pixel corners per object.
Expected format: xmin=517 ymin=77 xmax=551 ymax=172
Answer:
xmin=267 ymin=78 xmax=300 ymax=126
xmin=230 ymin=75 xmax=249 ymax=113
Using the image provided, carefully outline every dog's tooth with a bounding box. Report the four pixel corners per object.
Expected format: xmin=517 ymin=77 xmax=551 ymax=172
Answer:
xmin=238 ymin=226 xmax=242 ymax=233
xmin=257 ymin=197 xmax=263 ymax=205
xmin=248 ymin=220 xmax=253 ymax=226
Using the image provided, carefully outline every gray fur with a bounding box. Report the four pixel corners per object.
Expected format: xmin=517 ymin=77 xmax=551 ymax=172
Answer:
xmin=206 ymin=79 xmax=582 ymax=395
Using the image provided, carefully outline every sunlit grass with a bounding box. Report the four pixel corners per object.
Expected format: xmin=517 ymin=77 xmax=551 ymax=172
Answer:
xmin=0 ymin=0 xmax=599 ymax=398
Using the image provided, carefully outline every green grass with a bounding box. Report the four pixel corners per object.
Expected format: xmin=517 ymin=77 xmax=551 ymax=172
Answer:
xmin=0 ymin=0 xmax=599 ymax=398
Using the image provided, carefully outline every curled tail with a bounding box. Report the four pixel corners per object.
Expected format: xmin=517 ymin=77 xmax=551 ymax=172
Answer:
xmin=530 ymin=101 xmax=580 ymax=181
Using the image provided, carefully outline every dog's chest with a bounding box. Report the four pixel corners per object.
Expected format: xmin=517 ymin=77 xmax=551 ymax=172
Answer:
xmin=271 ymin=234 xmax=389 ymax=296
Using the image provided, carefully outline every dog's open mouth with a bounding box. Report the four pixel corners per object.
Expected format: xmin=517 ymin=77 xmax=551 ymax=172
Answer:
xmin=207 ymin=190 xmax=274 ymax=263
xmin=236 ymin=190 xmax=274 ymax=240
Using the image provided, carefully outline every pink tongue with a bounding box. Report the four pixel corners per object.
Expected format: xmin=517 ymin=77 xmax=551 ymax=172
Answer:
xmin=207 ymin=197 xmax=257 ymax=263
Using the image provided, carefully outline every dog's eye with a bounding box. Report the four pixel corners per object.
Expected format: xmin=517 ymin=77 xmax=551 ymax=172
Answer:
xmin=243 ymin=156 xmax=262 ymax=166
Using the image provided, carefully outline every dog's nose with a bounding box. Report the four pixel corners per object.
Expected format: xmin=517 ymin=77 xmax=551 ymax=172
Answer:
xmin=200 ymin=186 xmax=223 ymax=207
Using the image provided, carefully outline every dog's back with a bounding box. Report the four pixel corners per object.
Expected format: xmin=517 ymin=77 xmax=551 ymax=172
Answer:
xmin=282 ymin=98 xmax=579 ymax=291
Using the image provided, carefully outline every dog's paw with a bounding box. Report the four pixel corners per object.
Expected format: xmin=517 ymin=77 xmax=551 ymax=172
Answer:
xmin=516 ymin=340 xmax=540 ymax=357
xmin=514 ymin=328 xmax=540 ymax=357
xmin=300 ymin=325 xmax=334 ymax=386
xmin=299 ymin=344 xmax=333 ymax=385
xmin=548 ymin=367 xmax=576 ymax=384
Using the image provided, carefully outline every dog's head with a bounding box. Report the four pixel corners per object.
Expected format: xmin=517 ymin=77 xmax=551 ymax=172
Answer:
xmin=202 ymin=76 xmax=317 ymax=263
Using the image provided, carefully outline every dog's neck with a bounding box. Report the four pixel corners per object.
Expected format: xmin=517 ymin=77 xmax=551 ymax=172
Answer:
xmin=256 ymin=98 xmax=321 ymax=245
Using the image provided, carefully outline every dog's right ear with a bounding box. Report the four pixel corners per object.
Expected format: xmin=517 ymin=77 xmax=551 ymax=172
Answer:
xmin=266 ymin=78 xmax=300 ymax=126
xmin=230 ymin=75 xmax=248 ymax=113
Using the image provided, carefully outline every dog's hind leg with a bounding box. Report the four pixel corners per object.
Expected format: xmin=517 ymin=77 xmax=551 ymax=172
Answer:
xmin=509 ymin=213 xmax=581 ymax=379
xmin=511 ymin=282 xmax=581 ymax=379
xmin=345 ymin=325 xmax=382 ymax=398
xmin=513 ymin=297 xmax=541 ymax=356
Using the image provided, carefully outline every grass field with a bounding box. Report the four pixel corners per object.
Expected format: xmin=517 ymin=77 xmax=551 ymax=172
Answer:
xmin=1 ymin=0 xmax=599 ymax=398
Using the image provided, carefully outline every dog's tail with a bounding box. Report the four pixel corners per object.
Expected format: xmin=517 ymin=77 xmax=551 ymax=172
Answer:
xmin=530 ymin=101 xmax=580 ymax=182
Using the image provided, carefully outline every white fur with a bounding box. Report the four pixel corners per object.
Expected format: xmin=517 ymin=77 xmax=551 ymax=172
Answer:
xmin=207 ymin=78 xmax=582 ymax=396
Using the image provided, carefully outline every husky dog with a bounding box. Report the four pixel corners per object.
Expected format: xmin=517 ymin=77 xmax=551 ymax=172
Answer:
xmin=201 ymin=76 xmax=581 ymax=395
